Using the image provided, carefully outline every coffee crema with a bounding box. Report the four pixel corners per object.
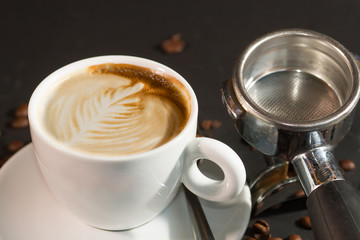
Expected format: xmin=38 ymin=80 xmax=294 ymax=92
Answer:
xmin=40 ymin=63 xmax=191 ymax=156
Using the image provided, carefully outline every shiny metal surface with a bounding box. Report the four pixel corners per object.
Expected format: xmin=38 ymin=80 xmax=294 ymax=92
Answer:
xmin=292 ymin=147 xmax=344 ymax=196
xmin=222 ymin=29 xmax=360 ymax=212
xmin=233 ymin=29 xmax=359 ymax=130
xmin=248 ymin=156 xmax=301 ymax=215
xmin=183 ymin=185 xmax=215 ymax=240
xmin=247 ymin=71 xmax=341 ymax=122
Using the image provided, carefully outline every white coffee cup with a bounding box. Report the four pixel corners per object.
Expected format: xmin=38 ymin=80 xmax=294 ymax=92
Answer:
xmin=28 ymin=55 xmax=246 ymax=230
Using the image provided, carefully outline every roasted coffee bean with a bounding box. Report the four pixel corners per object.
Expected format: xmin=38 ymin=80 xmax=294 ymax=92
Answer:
xmin=253 ymin=219 xmax=270 ymax=236
xmin=14 ymin=103 xmax=28 ymax=117
xmin=270 ymin=238 xmax=283 ymax=240
xmin=7 ymin=140 xmax=24 ymax=152
xmin=200 ymin=120 xmax=212 ymax=130
xmin=11 ymin=116 xmax=29 ymax=128
xmin=293 ymin=189 xmax=305 ymax=198
xmin=160 ymin=33 xmax=185 ymax=54
xmin=339 ymin=158 xmax=356 ymax=171
xmin=286 ymin=234 xmax=302 ymax=240
xmin=298 ymin=216 xmax=312 ymax=229
xmin=211 ymin=120 xmax=222 ymax=129
xmin=200 ymin=119 xmax=222 ymax=130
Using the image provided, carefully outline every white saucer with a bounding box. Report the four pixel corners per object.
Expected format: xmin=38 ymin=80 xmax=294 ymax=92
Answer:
xmin=0 ymin=144 xmax=251 ymax=240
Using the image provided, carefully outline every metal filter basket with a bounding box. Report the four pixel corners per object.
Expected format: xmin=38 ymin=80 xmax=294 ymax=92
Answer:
xmin=222 ymin=29 xmax=360 ymax=240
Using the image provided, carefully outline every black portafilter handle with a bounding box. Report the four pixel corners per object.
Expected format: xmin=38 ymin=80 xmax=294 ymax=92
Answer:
xmin=293 ymin=148 xmax=360 ymax=240
xmin=307 ymin=180 xmax=360 ymax=240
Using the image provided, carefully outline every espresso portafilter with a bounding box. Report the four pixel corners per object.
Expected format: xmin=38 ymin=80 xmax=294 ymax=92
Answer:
xmin=222 ymin=29 xmax=360 ymax=240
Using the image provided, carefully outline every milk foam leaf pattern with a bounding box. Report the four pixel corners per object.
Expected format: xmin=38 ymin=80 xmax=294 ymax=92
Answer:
xmin=44 ymin=65 xmax=190 ymax=155
xmin=51 ymin=82 xmax=148 ymax=154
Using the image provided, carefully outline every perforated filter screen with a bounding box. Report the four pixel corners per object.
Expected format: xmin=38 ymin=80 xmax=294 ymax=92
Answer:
xmin=247 ymin=70 xmax=341 ymax=122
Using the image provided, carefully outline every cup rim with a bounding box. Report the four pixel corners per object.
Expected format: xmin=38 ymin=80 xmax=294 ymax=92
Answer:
xmin=28 ymin=55 xmax=198 ymax=162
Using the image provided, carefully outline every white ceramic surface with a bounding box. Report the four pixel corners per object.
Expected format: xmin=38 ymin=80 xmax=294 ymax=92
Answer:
xmin=28 ymin=55 xmax=246 ymax=230
xmin=0 ymin=144 xmax=251 ymax=240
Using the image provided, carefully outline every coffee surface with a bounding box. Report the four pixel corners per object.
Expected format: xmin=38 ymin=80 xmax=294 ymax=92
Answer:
xmin=41 ymin=63 xmax=191 ymax=155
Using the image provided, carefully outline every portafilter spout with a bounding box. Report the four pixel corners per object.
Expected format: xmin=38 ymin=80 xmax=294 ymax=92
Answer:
xmin=222 ymin=29 xmax=360 ymax=240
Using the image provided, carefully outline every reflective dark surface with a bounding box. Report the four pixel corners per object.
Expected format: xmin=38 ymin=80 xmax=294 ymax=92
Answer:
xmin=2 ymin=1 xmax=360 ymax=239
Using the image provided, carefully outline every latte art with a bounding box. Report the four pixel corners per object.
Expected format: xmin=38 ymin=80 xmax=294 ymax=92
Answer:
xmin=41 ymin=64 xmax=191 ymax=155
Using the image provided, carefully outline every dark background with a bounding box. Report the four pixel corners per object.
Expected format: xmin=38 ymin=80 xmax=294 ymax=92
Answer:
xmin=2 ymin=1 xmax=360 ymax=239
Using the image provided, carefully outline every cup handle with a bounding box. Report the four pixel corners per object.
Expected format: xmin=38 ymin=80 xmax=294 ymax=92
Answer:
xmin=182 ymin=137 xmax=246 ymax=202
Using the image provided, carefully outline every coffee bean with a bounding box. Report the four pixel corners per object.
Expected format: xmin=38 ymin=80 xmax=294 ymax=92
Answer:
xmin=298 ymin=216 xmax=312 ymax=229
xmin=339 ymin=158 xmax=356 ymax=171
xmin=286 ymin=234 xmax=302 ymax=240
xmin=211 ymin=120 xmax=222 ymax=129
xmin=293 ymin=189 xmax=305 ymax=198
xmin=11 ymin=116 xmax=29 ymax=128
xmin=160 ymin=33 xmax=185 ymax=54
xmin=200 ymin=120 xmax=212 ymax=130
xmin=7 ymin=140 xmax=24 ymax=152
xmin=253 ymin=219 xmax=270 ymax=236
xmin=200 ymin=120 xmax=222 ymax=130
xmin=270 ymin=238 xmax=283 ymax=240
xmin=14 ymin=103 xmax=28 ymax=117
